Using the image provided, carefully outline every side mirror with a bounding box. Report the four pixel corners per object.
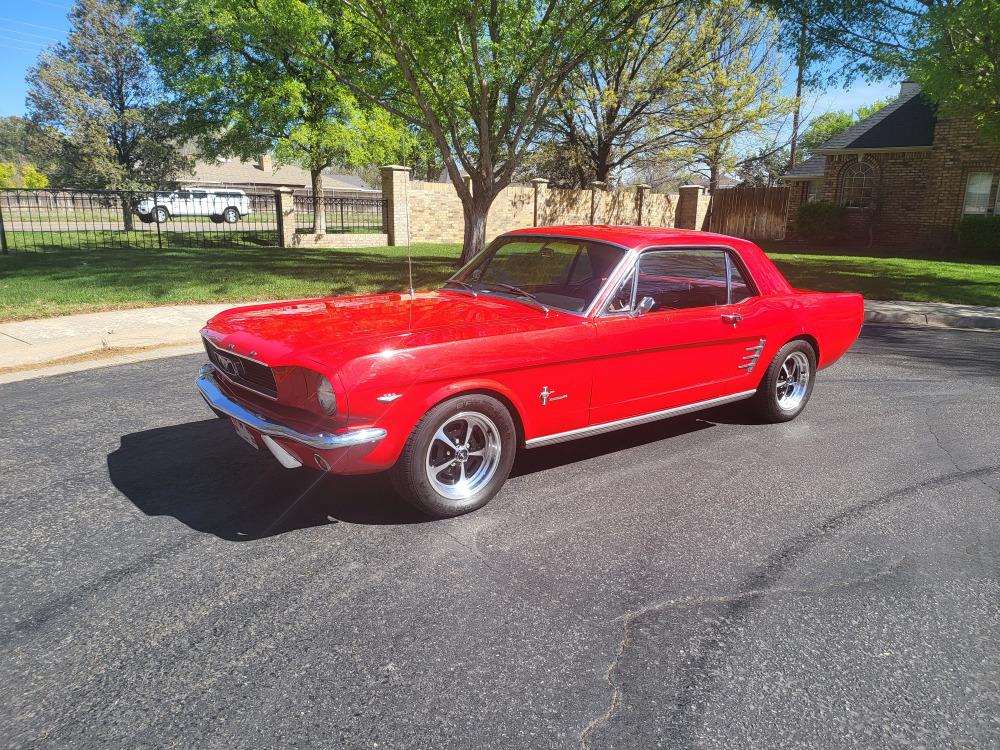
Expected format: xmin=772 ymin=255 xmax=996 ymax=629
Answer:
xmin=631 ymin=296 xmax=655 ymax=318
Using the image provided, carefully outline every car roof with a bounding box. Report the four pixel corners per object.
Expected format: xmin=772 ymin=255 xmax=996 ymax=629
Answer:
xmin=503 ymin=224 xmax=750 ymax=250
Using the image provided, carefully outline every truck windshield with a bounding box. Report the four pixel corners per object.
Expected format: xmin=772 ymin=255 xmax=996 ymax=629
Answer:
xmin=446 ymin=236 xmax=626 ymax=313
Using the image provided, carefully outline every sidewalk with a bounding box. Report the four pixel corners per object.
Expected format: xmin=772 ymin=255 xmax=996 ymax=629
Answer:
xmin=1 ymin=298 xmax=998 ymax=384
xmin=0 ymin=303 xmax=246 ymax=383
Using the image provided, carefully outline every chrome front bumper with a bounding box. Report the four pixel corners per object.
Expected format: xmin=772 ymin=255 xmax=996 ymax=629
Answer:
xmin=196 ymin=364 xmax=386 ymax=450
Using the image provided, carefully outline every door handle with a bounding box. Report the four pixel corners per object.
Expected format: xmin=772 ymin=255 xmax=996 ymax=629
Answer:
xmin=721 ymin=313 xmax=742 ymax=324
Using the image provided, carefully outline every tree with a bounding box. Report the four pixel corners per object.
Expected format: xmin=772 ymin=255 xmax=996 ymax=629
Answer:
xmin=538 ymin=4 xmax=722 ymax=187
xmin=667 ymin=0 xmax=793 ymax=192
xmin=21 ymin=164 xmax=50 ymax=188
xmin=141 ymin=0 xmax=411 ymax=233
xmin=27 ymin=0 xmax=188 ymax=226
xmin=798 ymin=97 xmax=892 ymax=158
xmin=0 ymin=164 xmax=16 ymax=189
xmin=735 ymin=146 xmax=789 ymax=186
xmin=0 ymin=116 xmax=66 ymax=181
xmin=909 ymin=0 xmax=1000 ymax=141
xmin=321 ymin=0 xmax=662 ymax=262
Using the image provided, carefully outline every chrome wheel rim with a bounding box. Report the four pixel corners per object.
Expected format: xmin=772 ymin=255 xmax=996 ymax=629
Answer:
xmin=425 ymin=411 xmax=502 ymax=501
xmin=776 ymin=350 xmax=810 ymax=410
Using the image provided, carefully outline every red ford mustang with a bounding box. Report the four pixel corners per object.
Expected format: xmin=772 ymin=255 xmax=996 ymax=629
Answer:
xmin=197 ymin=226 xmax=863 ymax=517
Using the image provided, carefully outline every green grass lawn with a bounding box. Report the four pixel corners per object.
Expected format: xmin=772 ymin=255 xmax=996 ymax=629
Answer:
xmin=0 ymin=241 xmax=463 ymax=321
xmin=1 ymin=238 xmax=998 ymax=321
xmin=765 ymin=251 xmax=1000 ymax=308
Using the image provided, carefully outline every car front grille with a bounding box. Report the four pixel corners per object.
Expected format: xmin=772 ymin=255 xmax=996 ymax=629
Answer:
xmin=203 ymin=337 xmax=278 ymax=399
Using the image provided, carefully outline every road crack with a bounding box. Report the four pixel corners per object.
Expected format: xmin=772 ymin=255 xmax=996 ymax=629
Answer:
xmin=578 ymin=562 xmax=904 ymax=749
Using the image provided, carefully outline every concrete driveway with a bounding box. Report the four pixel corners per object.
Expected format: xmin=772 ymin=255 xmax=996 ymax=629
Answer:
xmin=1 ymin=326 xmax=997 ymax=748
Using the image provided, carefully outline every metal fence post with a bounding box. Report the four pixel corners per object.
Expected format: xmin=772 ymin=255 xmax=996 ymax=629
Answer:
xmin=0 ymin=195 xmax=8 ymax=254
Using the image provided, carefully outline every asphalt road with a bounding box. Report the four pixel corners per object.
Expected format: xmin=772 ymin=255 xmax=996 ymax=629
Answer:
xmin=2 ymin=325 xmax=998 ymax=749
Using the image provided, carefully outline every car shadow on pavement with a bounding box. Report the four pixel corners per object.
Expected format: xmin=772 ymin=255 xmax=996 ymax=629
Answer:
xmin=511 ymin=414 xmax=718 ymax=477
xmin=107 ymin=418 xmax=428 ymax=541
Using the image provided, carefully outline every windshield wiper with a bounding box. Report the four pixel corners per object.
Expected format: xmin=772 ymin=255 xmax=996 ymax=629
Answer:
xmin=476 ymin=281 xmax=549 ymax=312
xmin=442 ymin=279 xmax=478 ymax=296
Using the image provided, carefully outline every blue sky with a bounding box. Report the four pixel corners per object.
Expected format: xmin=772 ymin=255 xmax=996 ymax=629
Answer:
xmin=0 ymin=2 xmax=901 ymax=121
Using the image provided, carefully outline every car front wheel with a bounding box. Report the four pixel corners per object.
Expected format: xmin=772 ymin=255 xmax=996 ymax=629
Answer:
xmin=751 ymin=340 xmax=817 ymax=422
xmin=223 ymin=207 xmax=240 ymax=223
xmin=391 ymin=394 xmax=516 ymax=518
xmin=152 ymin=206 xmax=169 ymax=224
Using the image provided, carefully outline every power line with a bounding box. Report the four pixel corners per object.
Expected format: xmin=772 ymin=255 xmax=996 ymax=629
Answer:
xmin=25 ymin=0 xmax=72 ymax=10
xmin=0 ymin=27 xmax=62 ymax=42
xmin=0 ymin=33 xmax=48 ymax=48
xmin=0 ymin=15 xmax=69 ymax=34
xmin=0 ymin=41 xmax=44 ymax=55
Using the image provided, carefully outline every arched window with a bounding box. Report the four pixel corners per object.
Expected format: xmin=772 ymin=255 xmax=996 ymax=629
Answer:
xmin=839 ymin=161 xmax=877 ymax=208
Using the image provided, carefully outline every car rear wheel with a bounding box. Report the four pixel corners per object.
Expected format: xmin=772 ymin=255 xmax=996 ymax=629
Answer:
xmin=391 ymin=394 xmax=516 ymax=518
xmin=223 ymin=207 xmax=240 ymax=223
xmin=751 ymin=340 xmax=816 ymax=422
xmin=152 ymin=206 xmax=169 ymax=224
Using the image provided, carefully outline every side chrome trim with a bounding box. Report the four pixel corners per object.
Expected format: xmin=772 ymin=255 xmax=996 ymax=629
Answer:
xmin=197 ymin=364 xmax=386 ymax=450
xmin=524 ymin=389 xmax=757 ymax=449
xmin=738 ymin=338 xmax=766 ymax=372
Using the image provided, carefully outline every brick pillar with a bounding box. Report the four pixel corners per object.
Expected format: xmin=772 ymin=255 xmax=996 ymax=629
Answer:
xmin=635 ymin=184 xmax=651 ymax=226
xmin=675 ymin=184 xmax=705 ymax=230
xmin=589 ymin=181 xmax=606 ymax=224
xmin=531 ymin=178 xmax=549 ymax=226
xmin=274 ymin=188 xmax=295 ymax=247
xmin=380 ymin=164 xmax=411 ymax=246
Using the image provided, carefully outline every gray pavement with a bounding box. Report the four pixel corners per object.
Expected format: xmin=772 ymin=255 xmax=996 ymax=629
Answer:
xmin=1 ymin=325 xmax=998 ymax=749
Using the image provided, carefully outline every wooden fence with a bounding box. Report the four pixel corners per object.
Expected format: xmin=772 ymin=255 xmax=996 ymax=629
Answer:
xmin=707 ymin=186 xmax=789 ymax=241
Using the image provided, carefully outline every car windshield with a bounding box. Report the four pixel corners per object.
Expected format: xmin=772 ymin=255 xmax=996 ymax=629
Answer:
xmin=446 ymin=236 xmax=626 ymax=313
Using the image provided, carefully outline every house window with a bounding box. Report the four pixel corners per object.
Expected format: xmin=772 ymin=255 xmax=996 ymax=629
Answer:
xmin=806 ymin=179 xmax=822 ymax=203
xmin=963 ymin=173 xmax=993 ymax=215
xmin=839 ymin=161 xmax=877 ymax=208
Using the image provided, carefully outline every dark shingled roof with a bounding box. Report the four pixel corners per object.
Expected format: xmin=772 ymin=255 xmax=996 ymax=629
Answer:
xmin=818 ymin=92 xmax=937 ymax=152
xmin=783 ymin=154 xmax=826 ymax=179
xmin=845 ymin=95 xmax=937 ymax=149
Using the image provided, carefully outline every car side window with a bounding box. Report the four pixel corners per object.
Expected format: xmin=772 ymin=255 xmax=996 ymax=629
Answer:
xmin=729 ymin=261 xmax=754 ymax=304
xmin=604 ymin=270 xmax=635 ymax=314
xmin=636 ymin=250 xmax=729 ymax=312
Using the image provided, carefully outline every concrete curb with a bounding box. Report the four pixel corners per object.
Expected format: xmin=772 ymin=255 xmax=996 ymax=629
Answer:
xmin=864 ymin=301 xmax=1000 ymax=331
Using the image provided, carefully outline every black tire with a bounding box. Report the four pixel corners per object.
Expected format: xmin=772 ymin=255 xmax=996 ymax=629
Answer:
xmin=152 ymin=206 xmax=169 ymax=224
xmin=223 ymin=207 xmax=240 ymax=224
xmin=750 ymin=339 xmax=817 ymax=422
xmin=209 ymin=213 xmax=224 ymax=224
xmin=391 ymin=394 xmax=517 ymax=518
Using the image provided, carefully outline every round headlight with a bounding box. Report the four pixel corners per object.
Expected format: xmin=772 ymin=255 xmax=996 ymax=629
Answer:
xmin=317 ymin=376 xmax=337 ymax=414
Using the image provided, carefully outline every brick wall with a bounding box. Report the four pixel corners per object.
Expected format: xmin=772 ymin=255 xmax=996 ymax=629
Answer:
xmin=784 ymin=116 xmax=1000 ymax=248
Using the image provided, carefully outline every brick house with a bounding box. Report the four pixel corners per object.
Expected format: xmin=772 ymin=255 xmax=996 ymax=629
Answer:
xmin=783 ymin=82 xmax=1000 ymax=248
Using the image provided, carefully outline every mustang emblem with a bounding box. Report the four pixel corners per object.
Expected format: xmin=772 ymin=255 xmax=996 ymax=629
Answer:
xmin=539 ymin=386 xmax=567 ymax=406
xmin=216 ymin=354 xmax=243 ymax=378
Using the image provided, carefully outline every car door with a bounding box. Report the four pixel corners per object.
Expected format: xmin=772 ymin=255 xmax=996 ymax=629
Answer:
xmin=188 ymin=189 xmax=211 ymax=216
xmin=589 ymin=247 xmax=767 ymax=425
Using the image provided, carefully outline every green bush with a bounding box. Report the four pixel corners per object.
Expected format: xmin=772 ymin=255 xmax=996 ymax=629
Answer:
xmin=795 ymin=200 xmax=848 ymax=243
xmin=958 ymin=215 xmax=1000 ymax=258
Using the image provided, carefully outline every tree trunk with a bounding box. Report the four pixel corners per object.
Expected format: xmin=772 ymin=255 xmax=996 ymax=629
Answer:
xmin=311 ymin=167 xmax=326 ymax=234
xmin=122 ymin=194 xmax=134 ymax=231
xmin=788 ymin=15 xmax=808 ymax=173
xmin=460 ymin=197 xmax=489 ymax=266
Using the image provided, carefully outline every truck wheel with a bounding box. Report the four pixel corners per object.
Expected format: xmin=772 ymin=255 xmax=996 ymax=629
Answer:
xmin=391 ymin=394 xmax=516 ymax=518
xmin=223 ymin=207 xmax=240 ymax=223
xmin=153 ymin=206 xmax=169 ymax=224
xmin=751 ymin=340 xmax=817 ymax=422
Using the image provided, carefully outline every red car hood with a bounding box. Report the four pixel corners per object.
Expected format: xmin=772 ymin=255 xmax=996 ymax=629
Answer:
xmin=202 ymin=291 xmax=561 ymax=371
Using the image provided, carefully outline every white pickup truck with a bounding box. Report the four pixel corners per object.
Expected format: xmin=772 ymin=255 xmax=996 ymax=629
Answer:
xmin=137 ymin=187 xmax=253 ymax=224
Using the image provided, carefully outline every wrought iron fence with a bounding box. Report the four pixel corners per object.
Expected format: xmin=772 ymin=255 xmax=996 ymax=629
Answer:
xmin=293 ymin=191 xmax=386 ymax=234
xmin=0 ymin=188 xmax=279 ymax=253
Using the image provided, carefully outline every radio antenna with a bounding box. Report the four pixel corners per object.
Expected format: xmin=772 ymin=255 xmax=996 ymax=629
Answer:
xmin=406 ymin=212 xmax=414 ymax=300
